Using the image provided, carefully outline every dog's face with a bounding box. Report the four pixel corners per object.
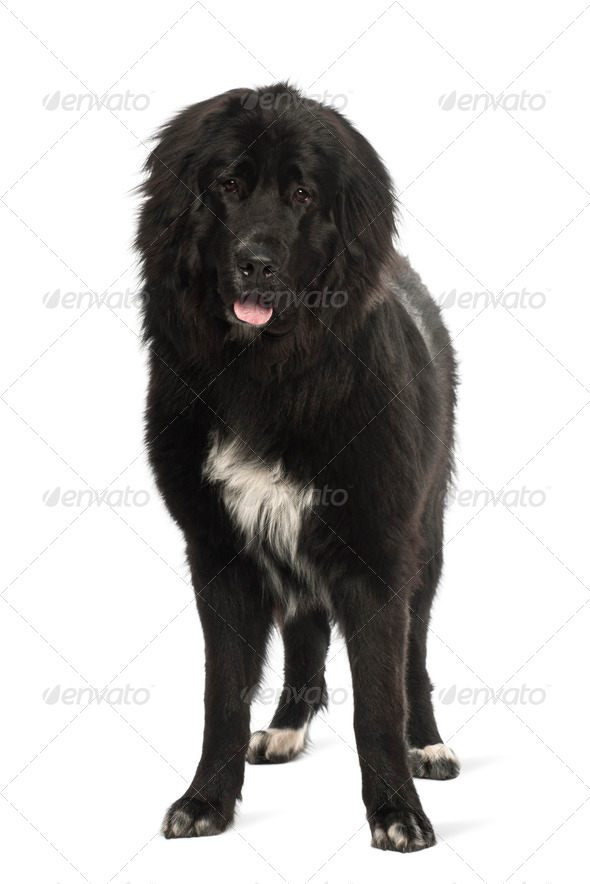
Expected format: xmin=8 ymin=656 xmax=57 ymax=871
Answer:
xmin=138 ymin=84 xmax=397 ymax=351
xmin=201 ymin=122 xmax=342 ymax=334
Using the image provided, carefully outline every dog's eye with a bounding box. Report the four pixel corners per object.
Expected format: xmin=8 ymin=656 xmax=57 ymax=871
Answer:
xmin=222 ymin=179 xmax=239 ymax=193
xmin=293 ymin=187 xmax=310 ymax=204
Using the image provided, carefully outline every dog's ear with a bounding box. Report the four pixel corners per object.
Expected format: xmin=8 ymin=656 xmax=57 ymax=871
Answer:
xmin=326 ymin=113 xmax=397 ymax=280
xmin=135 ymin=96 xmax=224 ymax=353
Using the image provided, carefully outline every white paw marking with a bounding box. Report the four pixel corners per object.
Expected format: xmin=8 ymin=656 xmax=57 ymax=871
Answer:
xmin=387 ymin=822 xmax=409 ymax=849
xmin=194 ymin=816 xmax=218 ymax=836
xmin=409 ymin=743 xmax=460 ymax=778
xmin=372 ymin=813 xmax=431 ymax=851
xmin=423 ymin=742 xmax=458 ymax=763
xmin=168 ymin=809 xmax=190 ymax=837
xmin=247 ymin=726 xmax=308 ymax=762
xmin=372 ymin=826 xmax=389 ymax=849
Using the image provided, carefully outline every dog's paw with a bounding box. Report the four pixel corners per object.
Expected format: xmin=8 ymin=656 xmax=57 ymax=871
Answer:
xmin=370 ymin=809 xmax=436 ymax=853
xmin=162 ymin=796 xmax=228 ymax=839
xmin=246 ymin=726 xmax=307 ymax=764
xmin=409 ymin=743 xmax=461 ymax=780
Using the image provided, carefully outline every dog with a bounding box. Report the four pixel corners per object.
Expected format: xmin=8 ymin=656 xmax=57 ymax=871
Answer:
xmin=136 ymin=83 xmax=459 ymax=853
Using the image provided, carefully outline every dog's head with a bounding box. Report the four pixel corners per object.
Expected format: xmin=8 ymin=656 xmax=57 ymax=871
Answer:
xmin=136 ymin=84 xmax=397 ymax=360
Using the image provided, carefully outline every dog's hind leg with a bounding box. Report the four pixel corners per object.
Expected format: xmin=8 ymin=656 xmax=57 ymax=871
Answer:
xmin=406 ymin=510 xmax=460 ymax=780
xmin=247 ymin=607 xmax=330 ymax=764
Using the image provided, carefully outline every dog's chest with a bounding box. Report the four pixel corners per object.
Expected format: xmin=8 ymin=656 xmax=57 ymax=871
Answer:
xmin=202 ymin=432 xmax=314 ymax=564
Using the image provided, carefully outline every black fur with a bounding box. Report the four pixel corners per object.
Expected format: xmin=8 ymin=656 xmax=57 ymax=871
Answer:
xmin=136 ymin=83 xmax=459 ymax=852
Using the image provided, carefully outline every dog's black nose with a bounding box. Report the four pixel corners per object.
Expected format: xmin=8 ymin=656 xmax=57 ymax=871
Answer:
xmin=236 ymin=247 xmax=280 ymax=284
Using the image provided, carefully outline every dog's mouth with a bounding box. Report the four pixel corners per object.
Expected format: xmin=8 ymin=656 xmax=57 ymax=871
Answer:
xmin=233 ymin=292 xmax=274 ymax=326
xmin=215 ymin=284 xmax=298 ymax=337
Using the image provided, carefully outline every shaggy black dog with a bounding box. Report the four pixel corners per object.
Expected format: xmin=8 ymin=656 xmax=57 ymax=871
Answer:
xmin=136 ymin=83 xmax=459 ymax=853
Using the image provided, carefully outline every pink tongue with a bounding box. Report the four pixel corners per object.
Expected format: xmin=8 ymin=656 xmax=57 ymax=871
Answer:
xmin=233 ymin=297 xmax=273 ymax=325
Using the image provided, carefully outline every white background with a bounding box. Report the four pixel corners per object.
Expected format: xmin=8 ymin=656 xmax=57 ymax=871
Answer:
xmin=1 ymin=1 xmax=589 ymax=882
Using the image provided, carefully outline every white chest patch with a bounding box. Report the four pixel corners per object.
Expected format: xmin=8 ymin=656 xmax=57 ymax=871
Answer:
xmin=202 ymin=434 xmax=315 ymax=564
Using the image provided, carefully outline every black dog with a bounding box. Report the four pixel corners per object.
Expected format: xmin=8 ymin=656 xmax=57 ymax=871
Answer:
xmin=136 ymin=83 xmax=459 ymax=853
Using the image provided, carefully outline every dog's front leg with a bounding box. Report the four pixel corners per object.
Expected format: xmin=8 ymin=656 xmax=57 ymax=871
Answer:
xmin=163 ymin=545 xmax=271 ymax=839
xmin=336 ymin=581 xmax=436 ymax=852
